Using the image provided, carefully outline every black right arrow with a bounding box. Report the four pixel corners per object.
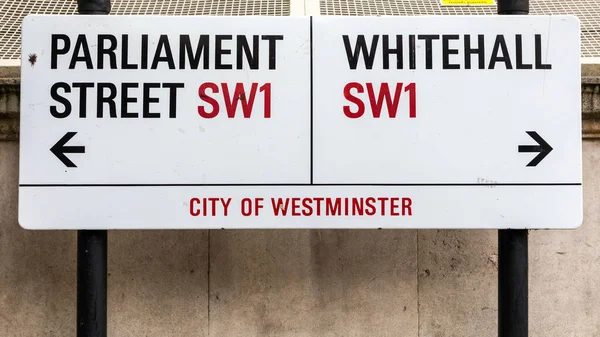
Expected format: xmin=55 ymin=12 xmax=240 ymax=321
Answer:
xmin=50 ymin=132 xmax=85 ymax=168
xmin=518 ymin=131 xmax=553 ymax=167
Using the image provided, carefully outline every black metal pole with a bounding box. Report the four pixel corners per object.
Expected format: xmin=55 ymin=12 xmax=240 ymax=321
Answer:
xmin=75 ymin=3 xmax=110 ymax=337
xmin=497 ymin=0 xmax=528 ymax=15
xmin=497 ymin=2 xmax=529 ymax=337
xmin=77 ymin=0 xmax=111 ymax=14
xmin=77 ymin=231 xmax=108 ymax=337
xmin=498 ymin=230 xmax=528 ymax=337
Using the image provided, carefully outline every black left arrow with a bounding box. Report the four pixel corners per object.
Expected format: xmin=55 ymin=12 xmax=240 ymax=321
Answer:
xmin=50 ymin=132 xmax=85 ymax=168
xmin=518 ymin=131 xmax=553 ymax=167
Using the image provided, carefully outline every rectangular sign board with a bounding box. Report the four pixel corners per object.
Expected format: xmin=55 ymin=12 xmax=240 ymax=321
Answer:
xmin=19 ymin=15 xmax=582 ymax=229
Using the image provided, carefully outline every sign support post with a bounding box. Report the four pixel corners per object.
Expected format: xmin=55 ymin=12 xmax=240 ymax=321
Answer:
xmin=77 ymin=230 xmax=107 ymax=337
xmin=497 ymin=1 xmax=529 ymax=337
xmin=498 ymin=230 xmax=528 ymax=337
xmin=75 ymin=3 xmax=110 ymax=337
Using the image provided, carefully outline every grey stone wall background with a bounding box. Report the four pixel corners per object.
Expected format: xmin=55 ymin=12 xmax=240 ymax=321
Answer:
xmin=1 ymin=69 xmax=599 ymax=336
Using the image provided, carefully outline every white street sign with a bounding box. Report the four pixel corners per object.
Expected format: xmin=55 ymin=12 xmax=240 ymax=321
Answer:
xmin=19 ymin=14 xmax=582 ymax=229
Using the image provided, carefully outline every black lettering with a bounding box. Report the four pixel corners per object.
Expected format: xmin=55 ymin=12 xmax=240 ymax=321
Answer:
xmin=143 ymin=83 xmax=161 ymax=118
xmin=535 ymin=34 xmax=552 ymax=69
xmin=237 ymin=35 xmax=259 ymax=70
xmin=464 ymin=34 xmax=485 ymax=70
xmin=141 ymin=35 xmax=149 ymax=69
xmin=442 ymin=35 xmax=460 ymax=69
xmin=179 ymin=35 xmax=210 ymax=69
xmin=489 ymin=35 xmax=513 ymax=69
xmin=97 ymin=35 xmax=117 ymax=69
xmin=409 ymin=35 xmax=416 ymax=70
xmin=50 ymin=82 xmax=71 ymax=118
xmin=382 ymin=35 xmax=402 ymax=70
xmin=261 ymin=35 xmax=283 ymax=70
xmin=343 ymin=35 xmax=379 ymax=70
xmin=121 ymin=35 xmax=138 ymax=69
xmin=162 ymin=83 xmax=184 ymax=118
xmin=51 ymin=34 xmax=70 ymax=69
xmin=72 ymin=82 xmax=94 ymax=118
xmin=121 ymin=83 xmax=138 ymax=118
xmin=151 ymin=35 xmax=176 ymax=69
xmin=515 ymin=34 xmax=533 ymax=69
xmin=69 ymin=34 xmax=93 ymax=69
xmin=417 ymin=35 xmax=440 ymax=69
xmin=215 ymin=35 xmax=233 ymax=69
xmin=97 ymin=83 xmax=117 ymax=118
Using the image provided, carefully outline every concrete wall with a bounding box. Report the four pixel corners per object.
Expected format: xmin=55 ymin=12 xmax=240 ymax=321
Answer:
xmin=1 ymin=71 xmax=600 ymax=336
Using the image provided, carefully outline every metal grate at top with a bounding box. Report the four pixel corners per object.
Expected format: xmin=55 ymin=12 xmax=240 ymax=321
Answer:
xmin=319 ymin=0 xmax=600 ymax=58
xmin=0 ymin=0 xmax=291 ymax=60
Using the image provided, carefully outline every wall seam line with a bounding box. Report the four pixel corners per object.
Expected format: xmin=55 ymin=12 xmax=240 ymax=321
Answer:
xmin=207 ymin=230 xmax=211 ymax=336
xmin=416 ymin=230 xmax=420 ymax=337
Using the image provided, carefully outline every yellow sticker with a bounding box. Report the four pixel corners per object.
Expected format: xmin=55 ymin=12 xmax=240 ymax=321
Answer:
xmin=441 ymin=0 xmax=496 ymax=5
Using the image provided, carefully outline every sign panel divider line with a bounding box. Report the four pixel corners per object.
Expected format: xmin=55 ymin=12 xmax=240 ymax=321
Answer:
xmin=309 ymin=16 xmax=314 ymax=185
xmin=19 ymin=183 xmax=582 ymax=187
